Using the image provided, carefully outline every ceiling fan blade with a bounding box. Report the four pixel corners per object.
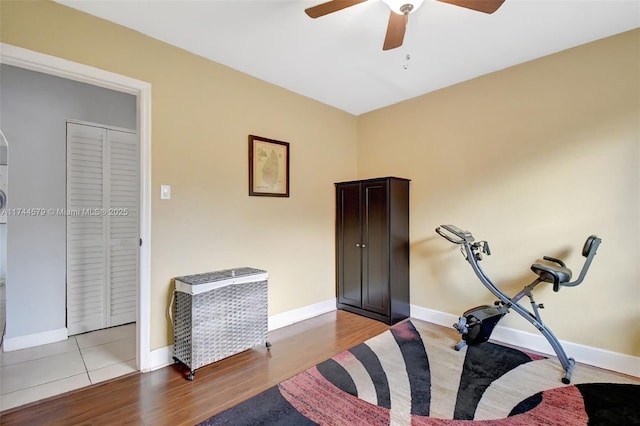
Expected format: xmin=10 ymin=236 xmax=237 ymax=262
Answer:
xmin=305 ymin=0 xmax=368 ymax=18
xmin=383 ymin=11 xmax=408 ymax=51
xmin=437 ymin=0 xmax=505 ymax=14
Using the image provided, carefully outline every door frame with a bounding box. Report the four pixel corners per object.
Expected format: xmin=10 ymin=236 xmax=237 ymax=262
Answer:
xmin=0 ymin=43 xmax=153 ymax=371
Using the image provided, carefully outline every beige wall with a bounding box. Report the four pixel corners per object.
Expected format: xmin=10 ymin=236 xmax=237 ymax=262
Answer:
xmin=358 ymin=29 xmax=640 ymax=356
xmin=2 ymin=1 xmax=638 ymax=358
xmin=0 ymin=1 xmax=358 ymax=349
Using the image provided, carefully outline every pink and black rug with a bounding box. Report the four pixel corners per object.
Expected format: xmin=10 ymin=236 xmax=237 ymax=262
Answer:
xmin=200 ymin=320 xmax=639 ymax=425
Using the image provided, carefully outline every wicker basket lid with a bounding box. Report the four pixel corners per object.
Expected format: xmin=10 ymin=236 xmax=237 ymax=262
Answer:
xmin=174 ymin=267 xmax=268 ymax=295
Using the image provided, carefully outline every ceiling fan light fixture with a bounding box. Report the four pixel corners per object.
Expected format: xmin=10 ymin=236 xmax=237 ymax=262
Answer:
xmin=382 ymin=0 xmax=424 ymax=15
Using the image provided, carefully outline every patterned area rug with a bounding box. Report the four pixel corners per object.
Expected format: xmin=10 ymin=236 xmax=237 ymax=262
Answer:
xmin=200 ymin=320 xmax=640 ymax=425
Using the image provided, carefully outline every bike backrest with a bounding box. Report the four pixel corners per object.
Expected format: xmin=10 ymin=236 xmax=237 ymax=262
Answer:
xmin=582 ymin=235 xmax=599 ymax=257
xmin=562 ymin=235 xmax=601 ymax=288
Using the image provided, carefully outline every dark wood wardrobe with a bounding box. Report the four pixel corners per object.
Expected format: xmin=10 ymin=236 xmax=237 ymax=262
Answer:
xmin=335 ymin=177 xmax=410 ymax=325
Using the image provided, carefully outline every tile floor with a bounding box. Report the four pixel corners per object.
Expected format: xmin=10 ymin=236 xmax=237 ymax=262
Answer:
xmin=0 ymin=322 xmax=137 ymax=412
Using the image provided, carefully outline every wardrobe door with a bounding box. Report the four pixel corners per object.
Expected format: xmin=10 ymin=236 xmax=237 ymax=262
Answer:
xmin=336 ymin=182 xmax=362 ymax=308
xmin=361 ymin=180 xmax=389 ymax=315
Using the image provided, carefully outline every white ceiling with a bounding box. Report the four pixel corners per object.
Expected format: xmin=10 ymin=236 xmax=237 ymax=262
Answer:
xmin=56 ymin=0 xmax=639 ymax=115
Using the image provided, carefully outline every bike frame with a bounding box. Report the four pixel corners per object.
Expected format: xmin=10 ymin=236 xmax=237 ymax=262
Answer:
xmin=437 ymin=225 xmax=576 ymax=383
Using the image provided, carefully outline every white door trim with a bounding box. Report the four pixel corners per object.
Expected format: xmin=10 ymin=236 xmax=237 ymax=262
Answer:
xmin=0 ymin=43 xmax=153 ymax=371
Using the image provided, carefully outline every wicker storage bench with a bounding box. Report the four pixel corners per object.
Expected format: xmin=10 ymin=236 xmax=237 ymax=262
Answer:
xmin=172 ymin=267 xmax=270 ymax=380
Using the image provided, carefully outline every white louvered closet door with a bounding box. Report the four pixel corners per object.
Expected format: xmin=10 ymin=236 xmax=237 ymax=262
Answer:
xmin=106 ymin=129 xmax=139 ymax=327
xmin=66 ymin=122 xmax=138 ymax=336
xmin=67 ymin=123 xmax=107 ymax=335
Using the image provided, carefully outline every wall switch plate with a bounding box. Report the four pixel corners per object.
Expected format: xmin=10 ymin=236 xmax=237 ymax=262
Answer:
xmin=160 ymin=185 xmax=171 ymax=200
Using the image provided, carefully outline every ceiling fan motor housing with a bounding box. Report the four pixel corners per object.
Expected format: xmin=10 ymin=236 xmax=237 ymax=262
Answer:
xmin=400 ymin=4 xmax=414 ymax=14
xmin=383 ymin=0 xmax=424 ymax=15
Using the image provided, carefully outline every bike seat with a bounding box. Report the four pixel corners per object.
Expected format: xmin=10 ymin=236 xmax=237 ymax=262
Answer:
xmin=531 ymin=262 xmax=572 ymax=292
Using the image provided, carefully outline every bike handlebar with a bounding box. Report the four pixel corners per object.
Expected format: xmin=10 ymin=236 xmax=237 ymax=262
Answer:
xmin=435 ymin=225 xmax=475 ymax=244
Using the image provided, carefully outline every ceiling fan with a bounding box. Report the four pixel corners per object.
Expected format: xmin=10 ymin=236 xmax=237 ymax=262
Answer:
xmin=305 ymin=0 xmax=505 ymax=51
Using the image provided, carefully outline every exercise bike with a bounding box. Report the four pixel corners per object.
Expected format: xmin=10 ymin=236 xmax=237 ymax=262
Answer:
xmin=435 ymin=225 xmax=601 ymax=384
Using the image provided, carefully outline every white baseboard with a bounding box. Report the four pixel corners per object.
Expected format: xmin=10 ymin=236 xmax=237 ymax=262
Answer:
xmin=2 ymin=327 xmax=68 ymax=352
xmin=146 ymin=344 xmax=174 ymax=373
xmin=268 ymin=298 xmax=336 ymax=331
xmin=146 ymin=299 xmax=338 ymax=372
xmin=410 ymin=304 xmax=640 ymax=378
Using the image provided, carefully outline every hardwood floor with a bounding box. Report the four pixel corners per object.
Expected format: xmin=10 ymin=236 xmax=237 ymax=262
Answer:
xmin=0 ymin=310 xmax=390 ymax=426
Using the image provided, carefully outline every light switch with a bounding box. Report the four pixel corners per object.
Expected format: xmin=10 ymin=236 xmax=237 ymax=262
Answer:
xmin=160 ymin=185 xmax=171 ymax=200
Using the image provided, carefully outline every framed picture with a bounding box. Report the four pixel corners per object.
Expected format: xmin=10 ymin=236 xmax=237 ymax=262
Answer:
xmin=248 ymin=135 xmax=290 ymax=197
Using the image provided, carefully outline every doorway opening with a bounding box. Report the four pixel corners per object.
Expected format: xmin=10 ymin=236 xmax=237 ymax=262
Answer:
xmin=0 ymin=43 xmax=152 ymax=372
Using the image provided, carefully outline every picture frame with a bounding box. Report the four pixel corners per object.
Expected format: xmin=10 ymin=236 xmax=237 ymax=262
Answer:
xmin=248 ymin=135 xmax=290 ymax=197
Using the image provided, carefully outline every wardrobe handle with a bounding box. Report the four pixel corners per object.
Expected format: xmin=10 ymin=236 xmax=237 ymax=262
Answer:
xmin=355 ymin=243 xmax=361 ymax=247
xmin=362 ymin=244 xmax=367 ymax=248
